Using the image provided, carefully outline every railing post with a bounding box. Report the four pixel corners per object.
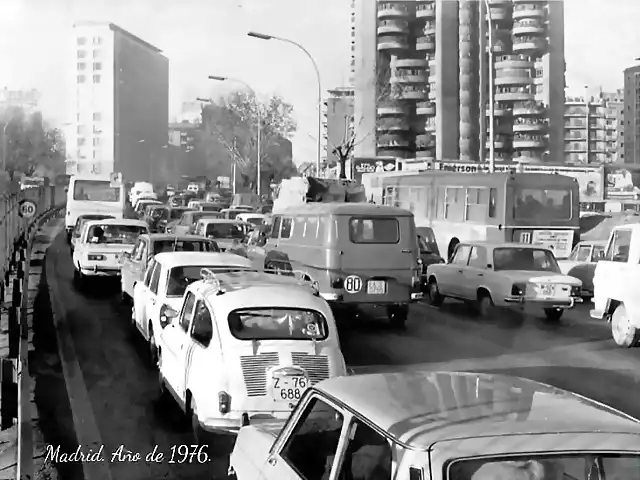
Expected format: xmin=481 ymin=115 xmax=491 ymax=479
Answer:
xmin=0 ymin=358 xmax=17 ymax=430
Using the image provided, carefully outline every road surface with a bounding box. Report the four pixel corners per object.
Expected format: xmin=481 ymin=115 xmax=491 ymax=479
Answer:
xmin=34 ymin=232 xmax=640 ymax=479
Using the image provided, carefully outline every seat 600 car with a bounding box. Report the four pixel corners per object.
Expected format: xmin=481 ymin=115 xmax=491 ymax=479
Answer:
xmin=156 ymin=268 xmax=346 ymax=442
xmin=229 ymin=370 xmax=640 ymax=480
xmin=72 ymin=218 xmax=148 ymax=283
xmin=426 ymin=242 xmax=582 ymax=321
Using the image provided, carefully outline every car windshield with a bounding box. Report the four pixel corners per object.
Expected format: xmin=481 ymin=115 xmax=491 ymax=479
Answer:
xmin=74 ymin=215 xmax=114 ymax=237
xmin=448 ymin=453 xmax=640 ymax=480
xmin=205 ymin=223 xmax=244 ymax=239
xmin=493 ymin=247 xmax=560 ymax=273
xmin=244 ymin=217 xmax=264 ymax=226
xmin=191 ymin=212 xmax=221 ymax=224
xmin=228 ymin=308 xmax=328 ymax=341
xmin=87 ymin=224 xmax=147 ymax=244
xmin=73 ymin=180 xmax=120 ymax=202
xmin=593 ymin=245 xmax=605 ymax=260
xmin=201 ymin=205 xmax=221 ymax=212
xmin=349 ymin=217 xmax=399 ymax=244
xmin=170 ymin=208 xmax=191 ymax=220
xmin=152 ymin=240 xmax=217 ymax=255
xmin=166 ymin=265 xmax=252 ymax=297
xmin=147 ymin=207 xmax=169 ymax=219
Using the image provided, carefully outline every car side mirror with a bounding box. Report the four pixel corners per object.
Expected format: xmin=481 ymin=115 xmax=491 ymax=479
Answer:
xmin=123 ymin=251 xmax=131 ymax=260
xmin=159 ymin=307 xmax=178 ymax=328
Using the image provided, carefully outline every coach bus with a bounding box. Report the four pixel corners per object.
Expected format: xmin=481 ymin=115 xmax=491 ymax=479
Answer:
xmin=362 ymin=170 xmax=580 ymax=260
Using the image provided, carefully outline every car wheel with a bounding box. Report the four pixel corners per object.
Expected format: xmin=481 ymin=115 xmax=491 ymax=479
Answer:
xmin=478 ymin=293 xmax=495 ymax=318
xmin=148 ymin=325 xmax=158 ymax=367
xmin=427 ymin=279 xmax=444 ymax=307
xmin=387 ymin=305 xmax=408 ymax=329
xmin=543 ymin=308 xmax=563 ymax=322
xmin=611 ymin=304 xmax=640 ymax=348
xmin=188 ymin=396 xmax=203 ymax=443
xmin=157 ymin=360 xmax=171 ymax=405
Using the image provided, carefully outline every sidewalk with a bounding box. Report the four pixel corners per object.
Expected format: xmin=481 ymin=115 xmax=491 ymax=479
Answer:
xmin=0 ymin=218 xmax=63 ymax=480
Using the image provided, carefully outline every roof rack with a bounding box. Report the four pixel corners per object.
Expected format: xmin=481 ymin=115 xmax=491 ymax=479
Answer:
xmin=200 ymin=268 xmax=224 ymax=295
xmin=263 ymin=268 xmax=320 ymax=295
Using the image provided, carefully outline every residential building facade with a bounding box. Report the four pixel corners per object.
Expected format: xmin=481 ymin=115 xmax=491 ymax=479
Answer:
xmin=67 ymin=22 xmax=169 ymax=182
xmin=0 ymin=88 xmax=40 ymax=115
xmin=353 ymin=0 xmax=565 ymax=164
xmin=168 ymin=122 xmax=198 ymax=152
xmin=323 ymin=87 xmax=355 ymax=171
xmin=623 ymin=65 xmax=640 ymax=165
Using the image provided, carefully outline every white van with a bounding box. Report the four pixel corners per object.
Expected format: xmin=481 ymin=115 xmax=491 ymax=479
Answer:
xmin=130 ymin=182 xmax=155 ymax=205
xmin=65 ymin=176 xmax=126 ymax=241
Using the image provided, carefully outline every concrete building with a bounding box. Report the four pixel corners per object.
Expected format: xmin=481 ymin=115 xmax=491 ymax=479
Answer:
xmin=353 ymin=0 xmax=565 ymax=164
xmin=67 ymin=22 xmax=169 ymax=181
xmin=623 ymin=65 xmax=640 ymax=165
xmin=323 ymin=87 xmax=355 ymax=170
xmin=0 ymin=88 xmax=40 ymax=115
xmin=168 ymin=121 xmax=198 ymax=152
xmin=564 ymin=89 xmax=624 ymax=164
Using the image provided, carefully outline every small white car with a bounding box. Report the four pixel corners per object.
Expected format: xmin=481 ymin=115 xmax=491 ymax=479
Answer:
xmin=230 ymin=370 xmax=640 ymax=480
xmin=426 ymin=242 xmax=582 ymax=321
xmin=72 ymin=218 xmax=148 ymax=284
xmin=558 ymin=239 xmax=606 ymax=298
xmin=132 ymin=252 xmax=254 ymax=365
xmin=236 ymin=213 xmax=266 ymax=227
xmin=194 ymin=218 xmax=246 ymax=251
xmin=157 ymin=269 xmax=346 ymax=441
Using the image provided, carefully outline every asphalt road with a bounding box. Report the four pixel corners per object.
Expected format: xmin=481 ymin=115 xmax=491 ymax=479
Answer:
xmin=35 ymin=231 xmax=640 ymax=480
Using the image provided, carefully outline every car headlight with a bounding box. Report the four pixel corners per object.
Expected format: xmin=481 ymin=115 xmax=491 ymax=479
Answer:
xmin=511 ymin=283 xmax=526 ymax=296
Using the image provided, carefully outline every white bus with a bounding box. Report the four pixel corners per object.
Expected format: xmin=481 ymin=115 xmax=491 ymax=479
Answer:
xmin=65 ymin=176 xmax=126 ymax=240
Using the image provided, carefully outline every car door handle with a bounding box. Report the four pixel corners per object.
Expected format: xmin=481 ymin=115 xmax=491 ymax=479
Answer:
xmin=401 ymin=249 xmax=411 ymax=253
xmin=457 ymin=269 xmax=463 ymax=273
xmin=477 ymin=273 xmax=484 ymax=277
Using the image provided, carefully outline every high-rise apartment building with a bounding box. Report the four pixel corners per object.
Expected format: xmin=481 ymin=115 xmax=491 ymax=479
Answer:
xmin=353 ymin=0 xmax=565 ymax=164
xmin=0 ymin=88 xmax=41 ymax=115
xmin=67 ymin=22 xmax=169 ymax=181
xmin=564 ymin=90 xmax=624 ymax=164
xmin=623 ymin=65 xmax=640 ymax=165
xmin=323 ymin=87 xmax=355 ymax=169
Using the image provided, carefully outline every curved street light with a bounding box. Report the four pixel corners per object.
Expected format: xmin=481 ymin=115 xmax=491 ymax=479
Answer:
xmin=248 ymin=31 xmax=322 ymax=176
xmin=209 ymin=75 xmax=263 ymax=196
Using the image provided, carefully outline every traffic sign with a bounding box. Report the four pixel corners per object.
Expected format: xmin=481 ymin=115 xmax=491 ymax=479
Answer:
xmin=18 ymin=200 xmax=37 ymax=219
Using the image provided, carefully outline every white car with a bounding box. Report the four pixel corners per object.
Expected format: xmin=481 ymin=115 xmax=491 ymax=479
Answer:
xmin=558 ymin=240 xmax=606 ymax=298
xmin=72 ymin=218 xmax=148 ymax=284
xmin=426 ymin=241 xmax=582 ymax=321
xmin=236 ymin=213 xmax=266 ymax=226
xmin=157 ymin=268 xmax=345 ymax=442
xmin=132 ymin=252 xmax=253 ymax=365
xmin=194 ymin=218 xmax=246 ymax=251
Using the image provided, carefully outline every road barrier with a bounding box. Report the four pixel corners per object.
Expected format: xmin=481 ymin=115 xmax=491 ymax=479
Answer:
xmin=0 ymin=181 xmax=65 ymax=479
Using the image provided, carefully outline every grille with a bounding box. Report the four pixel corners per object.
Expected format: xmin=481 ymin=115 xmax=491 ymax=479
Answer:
xmin=240 ymin=353 xmax=279 ymax=397
xmin=291 ymin=353 xmax=330 ymax=384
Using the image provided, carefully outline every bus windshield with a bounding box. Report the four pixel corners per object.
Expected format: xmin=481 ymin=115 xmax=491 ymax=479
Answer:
xmin=515 ymin=187 xmax=572 ymax=220
xmin=73 ymin=180 xmax=120 ymax=202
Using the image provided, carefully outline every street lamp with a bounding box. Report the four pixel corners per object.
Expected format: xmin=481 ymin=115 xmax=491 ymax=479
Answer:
xmin=1 ymin=123 xmax=8 ymax=172
xmin=209 ymin=75 xmax=262 ymax=196
xmin=247 ymin=31 xmax=322 ymax=176
xmin=484 ymin=0 xmax=496 ymax=173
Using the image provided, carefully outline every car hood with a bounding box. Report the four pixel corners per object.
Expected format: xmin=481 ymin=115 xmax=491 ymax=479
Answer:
xmin=498 ymin=270 xmax=582 ymax=285
xmin=78 ymin=243 xmax=136 ymax=253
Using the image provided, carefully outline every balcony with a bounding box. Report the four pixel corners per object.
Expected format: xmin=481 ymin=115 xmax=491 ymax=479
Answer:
xmin=415 ymin=151 xmax=436 ymax=160
xmin=564 ymin=107 xmax=587 ymax=117
xmin=377 ymin=35 xmax=409 ymax=51
xmin=416 ymin=36 xmax=436 ymax=51
xmin=513 ymin=4 xmax=546 ymax=20
xmin=494 ymin=71 xmax=534 ymax=86
xmin=422 ymin=21 xmax=436 ymax=35
xmin=513 ymin=102 xmax=544 ymax=116
xmin=377 ymin=117 xmax=410 ymax=132
xmin=512 ymin=19 xmax=545 ymax=35
xmin=495 ymin=87 xmax=534 ymax=102
xmin=486 ymin=103 xmax=511 ymax=117
xmin=392 ymin=69 xmax=428 ymax=84
xmin=488 ymin=0 xmax=509 ymax=4
xmin=377 ymin=133 xmax=410 ymax=149
xmin=513 ymin=119 xmax=545 ymax=133
xmin=377 ymin=2 xmax=410 ymax=19
xmin=494 ymin=55 xmax=533 ymax=69
xmin=512 ymin=37 xmax=546 ymax=53
xmin=485 ymin=135 xmax=509 ymax=149
xmin=396 ymin=85 xmax=428 ymax=100
xmin=513 ymin=134 xmax=545 ymax=149
xmin=416 ymin=2 xmax=436 ymax=18
xmin=377 ymin=101 xmax=409 ymax=116
xmin=416 ymin=101 xmax=436 ymax=116
xmin=416 ymin=134 xmax=435 ymax=149
xmin=487 ymin=6 xmax=509 ymax=21
xmin=425 ymin=119 xmax=436 ymax=132
xmin=396 ymin=58 xmax=428 ymax=69
xmin=377 ymin=19 xmax=409 ymax=35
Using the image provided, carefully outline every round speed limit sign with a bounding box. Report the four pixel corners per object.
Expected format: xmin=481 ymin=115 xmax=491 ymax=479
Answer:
xmin=19 ymin=200 xmax=37 ymax=219
xmin=344 ymin=275 xmax=362 ymax=294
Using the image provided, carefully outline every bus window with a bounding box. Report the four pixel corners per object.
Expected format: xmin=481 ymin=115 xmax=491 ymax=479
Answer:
xmin=515 ymin=187 xmax=571 ymax=220
xmin=444 ymin=187 xmax=464 ymax=221
xmin=465 ymin=188 xmax=490 ymax=222
xmin=73 ymin=180 xmax=120 ymax=202
xmin=489 ymin=188 xmax=497 ymax=218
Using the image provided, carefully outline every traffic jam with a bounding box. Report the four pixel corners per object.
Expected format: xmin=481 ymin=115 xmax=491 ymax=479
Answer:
xmin=62 ymin=171 xmax=640 ymax=479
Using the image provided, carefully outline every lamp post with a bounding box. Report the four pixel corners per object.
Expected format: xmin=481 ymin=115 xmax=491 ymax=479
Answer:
xmin=208 ymin=75 xmax=262 ymax=197
xmin=247 ymin=31 xmax=322 ymax=176
xmin=2 ymin=123 xmax=8 ymax=172
xmin=484 ymin=0 xmax=496 ymax=173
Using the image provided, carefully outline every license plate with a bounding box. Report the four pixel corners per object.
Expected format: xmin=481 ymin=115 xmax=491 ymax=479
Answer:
xmin=540 ymin=284 xmax=555 ymax=296
xmin=367 ymin=280 xmax=386 ymax=294
xmin=271 ymin=376 xmax=308 ymax=403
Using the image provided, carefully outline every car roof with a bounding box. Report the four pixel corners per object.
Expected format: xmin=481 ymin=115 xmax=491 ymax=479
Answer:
xmin=153 ymin=252 xmax=252 ymax=269
xmin=140 ymin=233 xmax=211 ymax=242
xmin=275 ymin=203 xmax=412 ymax=217
xmin=197 ymin=218 xmax=243 ymax=224
xmin=85 ymin=219 xmax=148 ymax=227
xmin=314 ymin=371 xmax=640 ymax=450
xmin=457 ymin=241 xmax=554 ymax=251
xmin=577 ymin=239 xmax=607 ymax=246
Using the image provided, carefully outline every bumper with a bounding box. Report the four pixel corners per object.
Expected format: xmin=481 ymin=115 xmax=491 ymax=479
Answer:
xmin=200 ymin=413 xmax=288 ymax=434
xmin=504 ymin=295 xmax=582 ymax=309
xmin=80 ymin=265 xmax=121 ymax=277
xmin=320 ymin=292 xmax=420 ymax=304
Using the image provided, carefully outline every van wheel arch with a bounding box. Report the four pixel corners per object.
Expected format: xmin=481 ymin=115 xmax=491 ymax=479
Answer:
xmin=447 ymin=238 xmax=460 ymax=260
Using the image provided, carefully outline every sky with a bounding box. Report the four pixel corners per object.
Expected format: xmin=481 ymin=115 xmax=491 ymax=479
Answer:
xmin=0 ymin=0 xmax=638 ymax=165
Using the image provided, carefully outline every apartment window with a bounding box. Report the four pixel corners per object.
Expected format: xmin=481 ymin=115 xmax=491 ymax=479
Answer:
xmin=93 ymin=125 xmax=101 ymax=134
xmin=93 ymin=138 xmax=101 ymax=146
xmin=93 ymin=62 xmax=102 ymax=71
xmin=77 ymin=137 xmax=86 ymax=146
xmin=93 ymin=112 xmax=102 ymax=121
xmin=76 ymin=149 xmax=82 ymax=159
xmin=77 ymin=63 xmax=86 ymax=70
xmin=77 ymin=50 xmax=86 ymax=59
xmin=93 ymin=49 xmax=101 ymax=58
xmin=77 ymin=75 xmax=86 ymax=83
xmin=77 ymin=125 xmax=85 ymax=135
xmin=93 ymin=75 xmax=101 ymax=83
xmin=76 ymin=113 xmax=80 ymax=121
xmin=93 ymin=149 xmax=98 ymax=159
xmin=77 ymin=37 xmax=87 ymax=45
xmin=92 ymin=36 xmax=102 ymax=45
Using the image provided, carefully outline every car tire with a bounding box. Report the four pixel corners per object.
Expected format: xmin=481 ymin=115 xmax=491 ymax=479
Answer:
xmin=427 ymin=279 xmax=444 ymax=307
xmin=478 ymin=293 xmax=495 ymax=318
xmin=157 ymin=361 xmax=171 ymax=405
xmin=188 ymin=396 xmax=203 ymax=443
xmin=543 ymin=308 xmax=563 ymax=322
xmin=148 ymin=324 xmax=158 ymax=367
xmin=388 ymin=305 xmax=408 ymax=329
xmin=611 ymin=304 xmax=640 ymax=348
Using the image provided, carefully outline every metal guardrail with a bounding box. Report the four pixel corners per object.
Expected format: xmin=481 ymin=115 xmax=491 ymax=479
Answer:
xmin=0 ymin=183 xmax=65 ymax=480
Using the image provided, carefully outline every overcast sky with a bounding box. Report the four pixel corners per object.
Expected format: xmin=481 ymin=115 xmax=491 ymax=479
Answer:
xmin=0 ymin=0 xmax=637 ymax=163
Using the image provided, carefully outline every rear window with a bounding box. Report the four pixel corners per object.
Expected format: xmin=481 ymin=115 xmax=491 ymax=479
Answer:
xmin=170 ymin=208 xmax=189 ymax=220
xmin=152 ymin=240 xmax=218 ymax=254
xmin=201 ymin=205 xmax=221 ymax=212
xmin=192 ymin=212 xmax=221 ymax=224
xmin=205 ymin=223 xmax=244 ymax=239
xmin=245 ymin=217 xmax=264 ymax=226
xmin=228 ymin=308 xmax=328 ymax=340
xmin=166 ymin=265 xmax=251 ymax=297
xmin=349 ymin=217 xmax=399 ymax=244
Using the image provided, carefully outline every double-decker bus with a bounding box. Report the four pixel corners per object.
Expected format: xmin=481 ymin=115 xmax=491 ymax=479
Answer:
xmin=362 ymin=170 xmax=580 ymax=260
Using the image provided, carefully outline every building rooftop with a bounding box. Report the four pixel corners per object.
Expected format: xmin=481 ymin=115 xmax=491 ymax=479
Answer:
xmin=73 ymin=21 xmax=164 ymax=54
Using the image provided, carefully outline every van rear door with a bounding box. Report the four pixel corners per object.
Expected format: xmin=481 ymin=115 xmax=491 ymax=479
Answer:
xmin=337 ymin=214 xmax=418 ymax=304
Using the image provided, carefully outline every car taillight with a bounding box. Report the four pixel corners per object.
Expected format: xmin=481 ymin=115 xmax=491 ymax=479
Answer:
xmin=511 ymin=283 xmax=526 ymax=296
xmin=330 ymin=274 xmax=344 ymax=289
xmin=219 ymin=391 xmax=231 ymax=414
xmin=88 ymin=254 xmax=106 ymax=261
xmin=570 ymin=285 xmax=581 ymax=296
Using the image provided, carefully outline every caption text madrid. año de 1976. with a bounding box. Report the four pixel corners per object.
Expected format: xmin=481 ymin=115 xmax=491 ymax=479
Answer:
xmin=45 ymin=444 xmax=211 ymax=464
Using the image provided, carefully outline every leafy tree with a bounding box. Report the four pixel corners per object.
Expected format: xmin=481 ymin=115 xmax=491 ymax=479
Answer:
xmin=200 ymin=91 xmax=298 ymax=193
xmin=1 ymin=107 xmax=66 ymax=180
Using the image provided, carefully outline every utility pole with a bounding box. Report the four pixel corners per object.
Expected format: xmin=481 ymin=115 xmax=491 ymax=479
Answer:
xmin=232 ymin=137 xmax=237 ymax=195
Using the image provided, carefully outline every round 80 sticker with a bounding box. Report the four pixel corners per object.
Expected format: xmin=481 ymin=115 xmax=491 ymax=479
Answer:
xmin=344 ymin=275 xmax=362 ymax=294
